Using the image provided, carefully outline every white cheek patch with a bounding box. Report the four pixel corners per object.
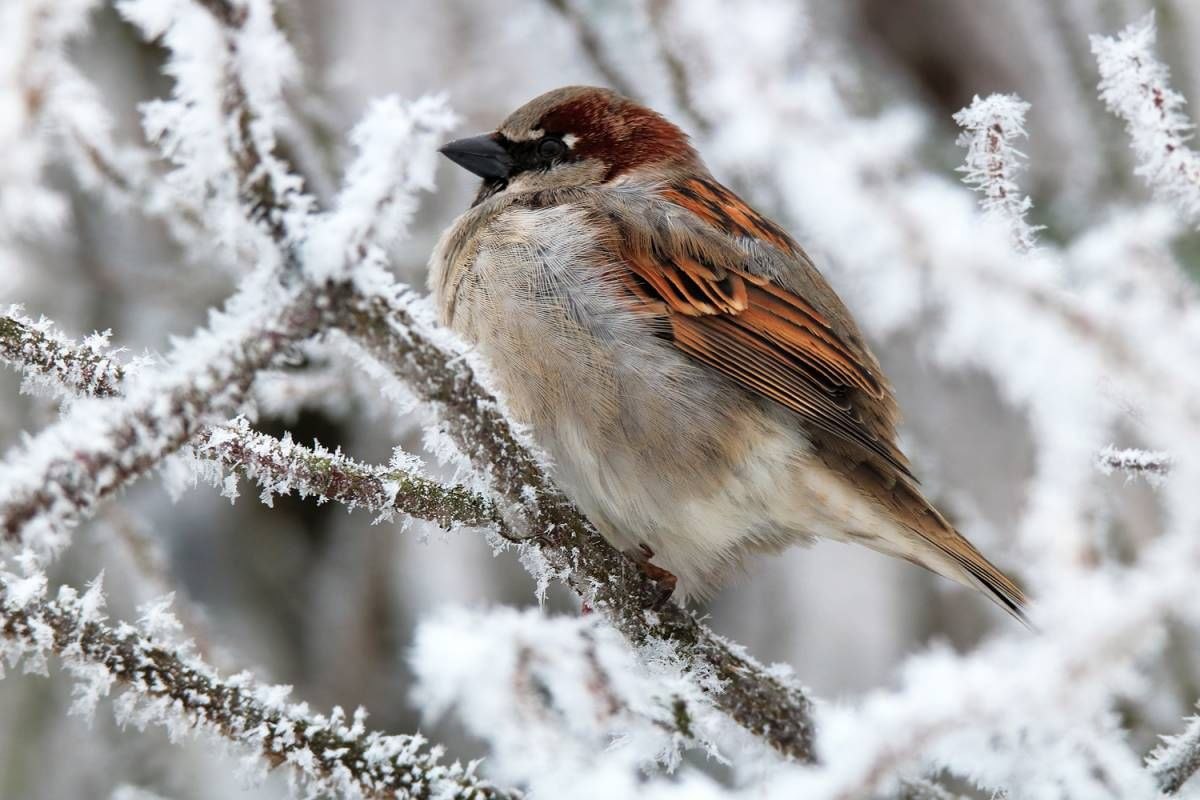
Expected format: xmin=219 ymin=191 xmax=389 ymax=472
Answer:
xmin=562 ymin=133 xmax=579 ymax=149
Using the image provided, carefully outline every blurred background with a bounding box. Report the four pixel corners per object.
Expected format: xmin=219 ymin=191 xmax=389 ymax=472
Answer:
xmin=3 ymin=0 xmax=1199 ymax=797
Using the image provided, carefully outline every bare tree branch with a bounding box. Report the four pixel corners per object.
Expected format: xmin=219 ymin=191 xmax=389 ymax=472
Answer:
xmin=0 ymin=284 xmax=338 ymax=553
xmin=541 ymin=0 xmax=638 ymax=99
xmin=0 ymin=576 xmax=519 ymax=800
xmin=1148 ymin=704 xmax=1200 ymax=794
xmin=0 ymin=309 xmax=510 ymax=540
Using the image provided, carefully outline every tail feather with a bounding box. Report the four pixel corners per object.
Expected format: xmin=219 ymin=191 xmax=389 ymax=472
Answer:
xmin=939 ymin=540 xmax=1031 ymax=627
xmin=883 ymin=471 xmax=1031 ymax=626
xmin=834 ymin=454 xmax=1031 ymax=625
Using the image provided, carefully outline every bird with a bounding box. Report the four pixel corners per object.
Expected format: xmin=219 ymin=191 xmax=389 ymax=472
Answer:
xmin=429 ymin=85 xmax=1027 ymax=622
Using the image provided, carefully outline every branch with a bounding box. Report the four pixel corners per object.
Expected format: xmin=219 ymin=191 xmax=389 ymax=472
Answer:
xmin=0 ymin=309 xmax=508 ymax=540
xmin=1092 ymin=13 xmax=1200 ymax=225
xmin=541 ymin=0 xmax=638 ymax=99
xmin=117 ymin=0 xmax=314 ymax=254
xmin=1095 ymin=444 xmax=1173 ymax=483
xmin=201 ymin=417 xmax=511 ymax=534
xmin=0 ymin=574 xmax=518 ymax=800
xmin=0 ymin=308 xmax=126 ymax=398
xmin=953 ymin=93 xmax=1042 ymax=252
xmin=412 ymin=606 xmax=725 ymax=784
xmin=1148 ymin=704 xmax=1200 ymax=794
xmin=336 ymin=289 xmax=818 ymax=764
xmin=0 ymin=283 xmax=338 ymax=555
xmin=896 ymin=778 xmax=969 ymax=800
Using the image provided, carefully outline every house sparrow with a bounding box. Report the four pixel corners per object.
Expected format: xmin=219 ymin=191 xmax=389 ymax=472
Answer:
xmin=430 ymin=86 xmax=1027 ymax=621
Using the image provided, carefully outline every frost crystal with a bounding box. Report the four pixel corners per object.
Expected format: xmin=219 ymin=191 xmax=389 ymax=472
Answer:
xmin=954 ymin=93 xmax=1042 ymax=252
xmin=1093 ymin=13 xmax=1200 ymax=225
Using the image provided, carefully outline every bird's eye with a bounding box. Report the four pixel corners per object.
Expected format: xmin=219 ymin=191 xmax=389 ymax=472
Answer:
xmin=537 ymin=137 xmax=566 ymax=159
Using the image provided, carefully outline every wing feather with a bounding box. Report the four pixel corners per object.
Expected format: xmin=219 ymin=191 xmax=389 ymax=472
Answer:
xmin=616 ymin=178 xmax=912 ymax=478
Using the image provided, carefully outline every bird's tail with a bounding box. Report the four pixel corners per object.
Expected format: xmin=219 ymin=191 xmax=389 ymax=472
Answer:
xmin=933 ymin=533 xmax=1031 ymax=627
xmin=889 ymin=478 xmax=1031 ymax=627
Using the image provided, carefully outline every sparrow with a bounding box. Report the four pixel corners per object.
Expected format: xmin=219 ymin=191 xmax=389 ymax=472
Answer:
xmin=430 ymin=86 xmax=1027 ymax=621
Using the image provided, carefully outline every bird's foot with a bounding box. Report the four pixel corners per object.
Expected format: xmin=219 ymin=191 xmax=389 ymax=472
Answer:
xmin=631 ymin=544 xmax=677 ymax=609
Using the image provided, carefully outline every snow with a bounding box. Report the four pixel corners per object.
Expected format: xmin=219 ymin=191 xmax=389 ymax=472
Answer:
xmin=0 ymin=568 xmax=498 ymax=798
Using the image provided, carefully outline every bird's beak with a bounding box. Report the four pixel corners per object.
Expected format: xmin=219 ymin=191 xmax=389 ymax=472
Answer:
xmin=439 ymin=133 xmax=513 ymax=181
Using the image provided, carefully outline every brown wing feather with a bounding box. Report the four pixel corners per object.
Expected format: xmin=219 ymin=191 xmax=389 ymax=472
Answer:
xmin=620 ymin=180 xmax=913 ymax=479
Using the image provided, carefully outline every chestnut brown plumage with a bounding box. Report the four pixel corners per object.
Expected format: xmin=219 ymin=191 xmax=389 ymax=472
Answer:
xmin=432 ymin=86 xmax=1027 ymax=623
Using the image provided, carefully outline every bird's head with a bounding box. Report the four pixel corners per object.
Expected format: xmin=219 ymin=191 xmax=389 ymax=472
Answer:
xmin=439 ymin=86 xmax=699 ymax=200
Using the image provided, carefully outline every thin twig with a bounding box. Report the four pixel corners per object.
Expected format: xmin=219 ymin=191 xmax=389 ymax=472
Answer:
xmin=1148 ymin=705 xmax=1200 ymax=794
xmin=542 ymin=0 xmax=638 ymax=99
xmin=0 ymin=577 xmax=519 ymax=800
xmin=0 ymin=285 xmax=338 ymax=553
xmin=0 ymin=310 xmax=510 ymax=539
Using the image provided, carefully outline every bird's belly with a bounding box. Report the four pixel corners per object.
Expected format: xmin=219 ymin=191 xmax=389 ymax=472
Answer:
xmin=544 ymin=411 xmax=808 ymax=592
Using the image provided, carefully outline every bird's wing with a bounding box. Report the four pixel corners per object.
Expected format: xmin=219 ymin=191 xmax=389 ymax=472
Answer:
xmin=597 ymin=175 xmax=913 ymax=480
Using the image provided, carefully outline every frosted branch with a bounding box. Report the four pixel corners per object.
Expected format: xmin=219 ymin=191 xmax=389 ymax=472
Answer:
xmin=0 ymin=282 xmax=338 ymax=557
xmin=202 ymin=417 xmax=511 ymax=534
xmin=336 ymin=288 xmax=818 ymax=764
xmin=1149 ymin=705 xmax=1200 ymax=794
xmin=0 ymin=308 xmax=127 ymax=399
xmin=304 ymin=94 xmax=457 ymax=283
xmin=116 ymin=0 xmax=313 ymax=251
xmin=1092 ymin=13 xmax=1200 ymax=225
xmin=541 ymin=0 xmax=637 ymax=100
xmin=1095 ymin=445 xmax=1173 ymax=482
xmin=953 ymin=93 xmax=1041 ymax=252
xmin=0 ymin=573 xmax=517 ymax=800
xmin=896 ymin=779 xmax=968 ymax=800
xmin=412 ymin=607 xmax=724 ymax=787
xmin=0 ymin=309 xmax=508 ymax=542
xmin=0 ymin=0 xmax=97 ymax=239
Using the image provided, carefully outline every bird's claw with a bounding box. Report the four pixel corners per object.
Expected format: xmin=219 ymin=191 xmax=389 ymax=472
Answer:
xmin=630 ymin=544 xmax=677 ymax=609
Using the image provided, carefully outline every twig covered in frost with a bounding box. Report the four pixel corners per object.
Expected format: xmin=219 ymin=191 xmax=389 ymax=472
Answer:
xmin=1093 ymin=13 xmax=1200 ymax=225
xmin=304 ymin=94 xmax=457 ymax=283
xmin=336 ymin=288 xmax=818 ymax=764
xmin=0 ymin=309 xmax=507 ymax=541
xmin=896 ymin=778 xmax=968 ymax=800
xmin=1095 ymin=445 xmax=1172 ymax=482
xmin=1148 ymin=705 xmax=1200 ymax=794
xmin=541 ymin=0 xmax=637 ymax=100
xmin=0 ymin=308 xmax=127 ymax=399
xmin=116 ymin=0 xmax=313 ymax=251
xmin=0 ymin=0 xmax=97 ymax=240
xmin=0 ymin=282 xmax=338 ymax=556
xmin=954 ymin=93 xmax=1042 ymax=252
xmin=0 ymin=573 xmax=518 ymax=800
xmin=202 ymin=418 xmax=510 ymax=533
